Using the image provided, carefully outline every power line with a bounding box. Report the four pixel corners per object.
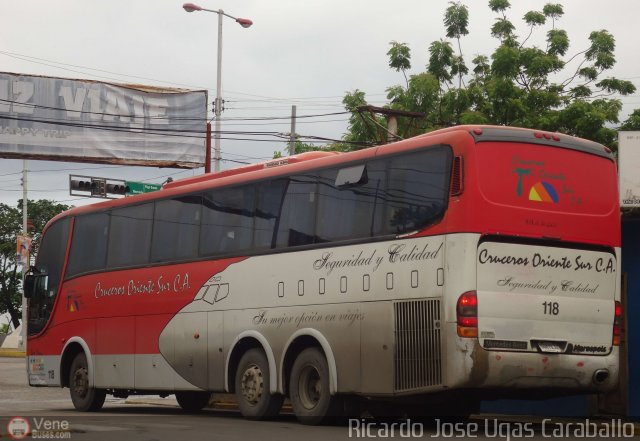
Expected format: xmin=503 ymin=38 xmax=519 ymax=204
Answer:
xmin=220 ymin=151 xmax=273 ymax=160
xmin=139 ymin=168 xmax=194 ymax=183
xmin=0 ymin=50 xmax=389 ymax=105
xmin=0 ymin=171 xmax=25 ymax=178
xmin=0 ymin=188 xmax=68 ymax=192
xmin=55 ymin=196 xmax=93 ymax=203
xmin=0 ymin=115 xmax=206 ymax=138
xmin=0 ymin=97 xmax=352 ymax=124
xmin=0 ymin=50 xmax=208 ymax=91
xmin=218 ymin=111 xmax=351 ymax=121
xmin=0 ymin=113 xmax=367 ymax=147
xmin=0 ymin=98 xmax=207 ymax=122
xmin=221 ymin=118 xmax=350 ymax=127
xmin=0 ymin=165 xmax=127 ymax=185
xmin=222 ymin=158 xmax=251 ymax=165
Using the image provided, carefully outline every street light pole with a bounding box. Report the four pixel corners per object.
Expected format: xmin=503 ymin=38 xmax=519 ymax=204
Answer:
xmin=183 ymin=3 xmax=253 ymax=173
xmin=20 ymin=160 xmax=27 ymax=352
xmin=214 ymin=10 xmax=223 ymax=173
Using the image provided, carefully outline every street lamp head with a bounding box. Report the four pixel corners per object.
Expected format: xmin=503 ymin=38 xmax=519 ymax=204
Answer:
xmin=236 ymin=18 xmax=253 ymax=28
xmin=182 ymin=2 xmax=202 ymax=13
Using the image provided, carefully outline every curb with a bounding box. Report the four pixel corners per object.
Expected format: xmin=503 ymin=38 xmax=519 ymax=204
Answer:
xmin=0 ymin=349 xmax=25 ymax=358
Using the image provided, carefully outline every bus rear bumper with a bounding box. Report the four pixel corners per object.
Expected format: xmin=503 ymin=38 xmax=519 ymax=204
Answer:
xmin=445 ymin=334 xmax=619 ymax=393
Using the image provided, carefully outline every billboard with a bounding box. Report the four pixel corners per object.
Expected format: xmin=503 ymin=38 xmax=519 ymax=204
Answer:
xmin=0 ymin=72 xmax=207 ymax=168
xmin=16 ymin=235 xmax=31 ymax=267
xmin=619 ymin=131 xmax=640 ymax=207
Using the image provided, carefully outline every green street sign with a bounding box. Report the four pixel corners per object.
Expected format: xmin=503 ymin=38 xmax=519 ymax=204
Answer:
xmin=125 ymin=181 xmax=162 ymax=195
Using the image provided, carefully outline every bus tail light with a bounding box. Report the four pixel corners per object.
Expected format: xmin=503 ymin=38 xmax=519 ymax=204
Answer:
xmin=613 ymin=301 xmax=622 ymax=346
xmin=457 ymin=291 xmax=478 ymax=338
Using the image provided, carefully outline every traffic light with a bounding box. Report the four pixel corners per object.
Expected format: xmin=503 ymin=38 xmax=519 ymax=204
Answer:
xmin=93 ymin=179 xmax=106 ymax=197
xmin=69 ymin=175 xmax=123 ymax=199
xmin=69 ymin=178 xmax=94 ymax=191
xmin=105 ymin=184 xmax=130 ymax=195
xmin=70 ymin=178 xmax=105 ymax=195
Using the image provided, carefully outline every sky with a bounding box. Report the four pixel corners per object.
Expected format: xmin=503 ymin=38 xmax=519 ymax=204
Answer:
xmin=1 ymin=0 xmax=639 ymax=209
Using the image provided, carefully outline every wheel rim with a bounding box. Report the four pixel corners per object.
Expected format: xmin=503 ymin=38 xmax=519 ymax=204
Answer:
xmin=240 ymin=363 xmax=264 ymax=406
xmin=297 ymin=364 xmax=322 ymax=410
xmin=72 ymin=366 xmax=89 ymax=399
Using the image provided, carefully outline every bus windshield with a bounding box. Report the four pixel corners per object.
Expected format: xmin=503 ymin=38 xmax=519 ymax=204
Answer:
xmin=27 ymin=218 xmax=69 ymax=336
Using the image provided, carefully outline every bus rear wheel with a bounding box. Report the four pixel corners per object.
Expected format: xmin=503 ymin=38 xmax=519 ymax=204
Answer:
xmin=175 ymin=391 xmax=211 ymax=411
xmin=69 ymin=353 xmax=106 ymax=412
xmin=289 ymin=347 xmax=341 ymax=425
xmin=235 ymin=348 xmax=283 ymax=419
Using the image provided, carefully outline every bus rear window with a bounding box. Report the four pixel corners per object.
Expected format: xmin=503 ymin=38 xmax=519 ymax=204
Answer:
xmin=475 ymin=142 xmax=617 ymax=215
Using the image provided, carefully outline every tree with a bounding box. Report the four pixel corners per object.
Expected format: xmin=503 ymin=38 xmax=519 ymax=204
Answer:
xmin=341 ymin=1 xmax=636 ymax=150
xmin=620 ymin=109 xmax=640 ymax=131
xmin=0 ymin=199 xmax=71 ymax=328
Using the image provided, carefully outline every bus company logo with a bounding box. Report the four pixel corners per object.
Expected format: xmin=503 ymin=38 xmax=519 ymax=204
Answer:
xmin=513 ymin=167 xmax=560 ymax=203
xmin=7 ymin=416 xmax=30 ymax=440
xmin=568 ymin=343 xmax=608 ymax=354
xmin=528 ymin=181 xmax=559 ymax=203
xmin=512 ymin=156 xmax=568 ymax=204
xmin=66 ymin=293 xmax=81 ymax=312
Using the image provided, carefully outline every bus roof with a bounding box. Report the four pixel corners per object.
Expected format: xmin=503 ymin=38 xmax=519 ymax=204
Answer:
xmin=46 ymin=125 xmax=612 ymax=226
xmin=162 ymin=151 xmax=341 ymax=190
xmin=422 ymin=125 xmax=613 ymax=160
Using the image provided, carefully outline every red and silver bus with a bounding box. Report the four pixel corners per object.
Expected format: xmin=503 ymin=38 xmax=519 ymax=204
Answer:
xmin=25 ymin=126 xmax=621 ymax=424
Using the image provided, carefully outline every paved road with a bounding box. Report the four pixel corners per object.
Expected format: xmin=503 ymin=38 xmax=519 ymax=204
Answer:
xmin=1 ymin=358 xmax=637 ymax=440
xmin=1 ymin=358 xmax=352 ymax=440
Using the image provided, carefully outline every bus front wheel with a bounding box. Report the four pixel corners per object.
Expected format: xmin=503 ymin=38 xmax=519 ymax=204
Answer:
xmin=235 ymin=348 xmax=283 ymax=419
xmin=69 ymin=353 xmax=106 ymax=412
xmin=289 ymin=347 xmax=341 ymax=425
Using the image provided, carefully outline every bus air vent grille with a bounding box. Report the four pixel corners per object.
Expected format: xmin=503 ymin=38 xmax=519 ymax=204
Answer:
xmin=450 ymin=155 xmax=464 ymax=196
xmin=393 ymin=299 xmax=442 ymax=391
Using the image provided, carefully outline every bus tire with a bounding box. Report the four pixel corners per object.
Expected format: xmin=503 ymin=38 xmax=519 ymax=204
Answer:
xmin=175 ymin=391 xmax=211 ymax=411
xmin=69 ymin=353 xmax=106 ymax=412
xmin=235 ymin=348 xmax=283 ymax=419
xmin=289 ymin=347 xmax=342 ymax=425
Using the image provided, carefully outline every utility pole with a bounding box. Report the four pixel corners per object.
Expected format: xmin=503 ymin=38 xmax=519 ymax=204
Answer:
xmin=387 ymin=116 xmax=398 ymax=143
xmin=288 ymin=105 xmax=297 ymax=156
xmin=205 ymin=122 xmax=212 ymax=173
xmin=356 ymin=105 xmax=425 ymax=144
xmin=20 ymin=160 xmax=27 ymax=352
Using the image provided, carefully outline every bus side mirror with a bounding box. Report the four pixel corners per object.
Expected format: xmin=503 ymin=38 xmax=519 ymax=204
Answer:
xmin=23 ymin=274 xmax=35 ymax=299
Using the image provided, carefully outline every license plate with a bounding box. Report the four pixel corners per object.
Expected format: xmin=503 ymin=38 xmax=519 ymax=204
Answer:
xmin=537 ymin=341 xmax=566 ymax=353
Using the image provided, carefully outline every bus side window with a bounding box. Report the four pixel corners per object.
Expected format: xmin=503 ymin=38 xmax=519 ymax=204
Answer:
xmin=276 ymin=174 xmax=318 ymax=248
xmin=200 ymin=185 xmax=255 ymax=256
xmin=107 ymin=203 xmax=154 ymax=268
xmin=384 ymin=147 xmax=452 ymax=234
xmin=67 ymin=212 xmax=109 ymax=277
xmin=316 ymin=161 xmax=386 ymax=242
xmin=254 ymin=180 xmax=287 ymax=250
xmin=152 ymin=195 xmax=201 ymax=262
